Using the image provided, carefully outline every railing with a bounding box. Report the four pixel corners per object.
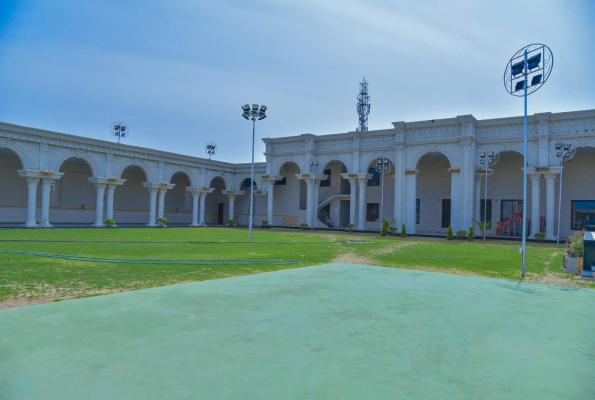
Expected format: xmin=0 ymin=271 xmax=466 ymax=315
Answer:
xmin=318 ymin=186 xmax=350 ymax=204
xmin=318 ymin=208 xmax=331 ymax=227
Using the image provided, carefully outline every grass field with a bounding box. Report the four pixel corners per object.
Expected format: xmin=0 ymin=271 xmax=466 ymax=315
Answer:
xmin=0 ymin=227 xmax=591 ymax=308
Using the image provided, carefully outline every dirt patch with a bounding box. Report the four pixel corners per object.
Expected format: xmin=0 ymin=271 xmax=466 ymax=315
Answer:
xmin=370 ymin=241 xmax=421 ymax=256
xmin=331 ymin=253 xmax=378 ymax=265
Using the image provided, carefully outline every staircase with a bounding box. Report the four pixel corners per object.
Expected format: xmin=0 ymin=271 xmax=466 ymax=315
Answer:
xmin=315 ymin=186 xmax=350 ymax=227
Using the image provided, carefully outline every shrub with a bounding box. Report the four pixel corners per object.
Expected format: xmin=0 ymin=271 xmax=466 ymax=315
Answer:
xmin=381 ymin=219 xmax=389 ymax=236
xmin=566 ymin=232 xmax=584 ymax=257
xmin=104 ymin=218 xmax=115 ymax=228
xmin=389 ymin=226 xmax=398 ymax=236
xmin=300 ymin=222 xmax=308 ymax=230
xmin=533 ymin=232 xmax=547 ymax=242
xmin=400 ymin=223 xmax=407 ymax=238
xmin=228 ymin=219 xmax=235 ymax=227
xmin=347 ymin=223 xmax=355 ymax=233
xmin=455 ymin=229 xmax=467 ymax=239
xmin=446 ymin=225 xmax=454 ymax=240
xmin=467 ymin=226 xmax=474 ymax=241
xmin=157 ymin=217 xmax=167 ymax=228
xmin=261 ymin=219 xmax=269 ymax=225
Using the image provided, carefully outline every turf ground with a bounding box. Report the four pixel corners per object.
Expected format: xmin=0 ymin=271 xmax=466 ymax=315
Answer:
xmin=1 ymin=263 xmax=593 ymax=399
xmin=0 ymin=227 xmax=592 ymax=308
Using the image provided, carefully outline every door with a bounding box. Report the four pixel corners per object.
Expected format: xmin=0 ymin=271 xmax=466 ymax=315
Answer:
xmin=441 ymin=199 xmax=451 ymax=228
xmin=217 ymin=203 xmax=224 ymax=224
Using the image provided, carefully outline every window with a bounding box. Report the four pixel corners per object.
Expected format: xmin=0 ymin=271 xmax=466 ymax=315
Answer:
xmin=501 ymin=199 xmax=523 ymax=221
xmin=367 ymin=168 xmax=380 ymax=186
xmin=441 ymin=199 xmax=451 ymax=228
xmin=275 ymin=177 xmax=286 ymax=186
xmin=320 ymin=169 xmax=331 ymax=187
xmin=480 ymin=199 xmax=492 ymax=224
xmin=416 ymin=199 xmax=420 ymax=224
xmin=366 ymin=203 xmax=379 ymax=222
xmin=244 ymin=178 xmax=254 ymax=188
xmin=571 ymin=200 xmax=595 ymax=231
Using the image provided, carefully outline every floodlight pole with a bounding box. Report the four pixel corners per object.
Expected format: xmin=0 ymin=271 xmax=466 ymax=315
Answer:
xmin=249 ymin=117 xmax=256 ymax=242
xmin=554 ymin=141 xmax=575 ymax=247
xmin=521 ymin=49 xmax=528 ymax=278
xmin=309 ymin=161 xmax=319 ymax=231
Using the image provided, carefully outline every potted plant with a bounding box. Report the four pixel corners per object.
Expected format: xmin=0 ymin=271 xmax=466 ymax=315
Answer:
xmin=228 ymin=219 xmax=235 ymax=227
xmin=533 ymin=232 xmax=547 ymax=242
xmin=347 ymin=223 xmax=355 ymax=233
xmin=261 ymin=219 xmax=269 ymax=228
xmin=105 ymin=218 xmax=115 ymax=228
xmin=300 ymin=222 xmax=308 ymax=230
xmin=157 ymin=217 xmax=167 ymax=228
xmin=455 ymin=229 xmax=467 ymax=240
xmin=565 ymin=232 xmax=584 ymax=273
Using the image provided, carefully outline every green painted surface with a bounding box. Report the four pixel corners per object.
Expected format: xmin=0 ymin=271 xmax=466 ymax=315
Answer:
xmin=1 ymin=263 xmax=593 ymax=399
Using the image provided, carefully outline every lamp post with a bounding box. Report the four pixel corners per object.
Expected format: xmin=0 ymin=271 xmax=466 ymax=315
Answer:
xmin=205 ymin=142 xmax=217 ymax=160
xmin=309 ymin=161 xmax=319 ymax=231
xmin=475 ymin=150 xmax=500 ymax=241
xmin=551 ymin=140 xmax=576 ymax=247
xmin=504 ymin=43 xmax=553 ymax=278
xmin=374 ymin=157 xmax=393 ymax=231
xmin=241 ymin=104 xmax=267 ymax=242
xmin=111 ymin=121 xmax=129 ymax=143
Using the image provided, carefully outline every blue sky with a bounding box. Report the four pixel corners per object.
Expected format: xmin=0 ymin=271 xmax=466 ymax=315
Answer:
xmin=1 ymin=0 xmax=594 ymax=163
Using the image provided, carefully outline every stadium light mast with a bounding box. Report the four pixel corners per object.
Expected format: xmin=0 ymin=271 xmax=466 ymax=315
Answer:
xmin=356 ymin=77 xmax=370 ymax=132
xmin=504 ymin=43 xmax=553 ymax=278
xmin=241 ymin=104 xmax=267 ymax=242
xmin=111 ymin=122 xmax=129 ymax=144
xmin=205 ymin=142 xmax=217 ymax=160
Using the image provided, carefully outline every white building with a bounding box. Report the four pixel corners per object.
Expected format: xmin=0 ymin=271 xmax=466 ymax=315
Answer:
xmin=1 ymin=108 xmax=594 ymax=239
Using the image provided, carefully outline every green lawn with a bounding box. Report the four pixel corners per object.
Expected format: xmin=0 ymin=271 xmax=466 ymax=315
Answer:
xmin=0 ymin=227 xmax=590 ymax=308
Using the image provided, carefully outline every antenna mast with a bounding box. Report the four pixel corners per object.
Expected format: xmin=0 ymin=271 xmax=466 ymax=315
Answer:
xmin=356 ymin=77 xmax=370 ymax=132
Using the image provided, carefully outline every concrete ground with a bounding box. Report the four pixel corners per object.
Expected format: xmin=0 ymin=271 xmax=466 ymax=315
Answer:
xmin=1 ymin=263 xmax=593 ymax=399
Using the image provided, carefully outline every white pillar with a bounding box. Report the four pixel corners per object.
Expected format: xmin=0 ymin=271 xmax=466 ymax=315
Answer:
xmin=545 ymin=174 xmax=556 ymax=239
xmin=190 ymin=192 xmax=200 ymax=226
xmin=199 ymin=192 xmax=207 ymax=225
xmin=450 ymin=172 xmax=460 ymax=232
xmin=40 ymin=179 xmax=53 ymax=227
xmin=305 ymin=180 xmax=313 ymax=227
xmin=405 ymin=173 xmax=417 ymax=233
xmin=474 ymin=176 xmax=482 ymax=222
xmin=530 ymin=175 xmax=542 ymax=234
xmin=357 ymin=179 xmax=366 ymax=231
xmin=349 ymin=178 xmax=357 ymax=226
xmin=147 ymin=188 xmax=158 ymax=227
xmin=394 ymin=145 xmax=406 ymax=225
xmin=228 ymin=194 xmax=236 ymax=222
xmin=106 ymin=185 xmax=116 ymax=221
xmin=313 ymin=180 xmax=321 ymax=227
xmin=267 ymin=182 xmax=274 ymax=224
xmin=157 ymin=188 xmax=166 ymax=219
xmin=93 ymin=184 xmax=106 ymax=227
xmin=23 ymin=177 xmax=39 ymax=228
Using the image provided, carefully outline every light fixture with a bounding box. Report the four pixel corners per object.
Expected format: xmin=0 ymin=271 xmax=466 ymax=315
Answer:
xmin=531 ymin=74 xmax=542 ymax=86
xmin=511 ymin=61 xmax=525 ymax=76
xmin=111 ymin=121 xmax=129 ymax=143
xmin=527 ymin=53 xmax=541 ymax=70
xmin=563 ymin=143 xmax=571 ymax=151
xmin=515 ymin=81 xmax=525 ymax=92
xmin=555 ymin=143 xmax=562 ymax=150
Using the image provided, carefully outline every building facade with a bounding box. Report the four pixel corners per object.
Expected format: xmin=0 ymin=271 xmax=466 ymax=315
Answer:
xmin=1 ymin=108 xmax=594 ymax=239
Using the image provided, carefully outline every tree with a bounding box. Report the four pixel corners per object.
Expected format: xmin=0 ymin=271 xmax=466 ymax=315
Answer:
xmin=468 ymin=226 xmax=475 ymax=241
xmin=471 ymin=218 xmax=492 ymax=238
xmin=446 ymin=225 xmax=454 ymax=240
xmin=401 ymin=223 xmax=407 ymax=238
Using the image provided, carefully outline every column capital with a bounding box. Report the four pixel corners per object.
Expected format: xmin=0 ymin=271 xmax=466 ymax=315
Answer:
xmin=18 ymin=169 xmax=64 ymax=180
xmin=222 ymin=190 xmax=245 ymax=196
xmin=260 ymin=174 xmax=283 ymax=182
xmin=187 ymin=186 xmax=214 ymax=194
xmin=88 ymin=177 xmax=126 ymax=186
xmin=529 ymin=174 xmax=543 ymax=182
xmin=544 ymin=174 xmax=557 ymax=184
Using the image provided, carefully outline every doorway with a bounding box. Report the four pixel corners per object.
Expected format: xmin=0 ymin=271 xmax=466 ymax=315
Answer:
xmin=217 ymin=203 xmax=224 ymax=224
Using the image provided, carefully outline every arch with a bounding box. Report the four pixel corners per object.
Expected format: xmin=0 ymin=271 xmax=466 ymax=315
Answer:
xmin=208 ymin=175 xmax=229 ymax=189
xmin=276 ymin=160 xmax=302 ymax=175
xmin=273 ymin=156 xmax=303 ymax=176
xmin=56 ymin=156 xmax=95 ymax=177
xmin=319 ymin=154 xmax=352 ymax=172
xmin=0 ymin=146 xmax=24 ymax=169
xmin=410 ymin=146 xmax=455 ymax=169
xmin=0 ymin=141 xmax=32 ymax=170
xmin=167 ymin=169 xmax=195 ymax=187
xmin=236 ymin=176 xmax=258 ymax=191
xmin=51 ymin=151 xmax=100 ymax=177
xmin=115 ymin=162 xmax=153 ymax=182
xmin=361 ymin=152 xmax=396 ymax=172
